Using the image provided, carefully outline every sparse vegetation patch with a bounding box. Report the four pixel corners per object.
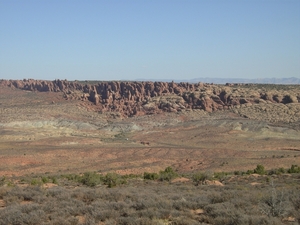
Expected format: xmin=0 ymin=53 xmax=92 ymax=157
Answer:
xmin=0 ymin=165 xmax=299 ymax=225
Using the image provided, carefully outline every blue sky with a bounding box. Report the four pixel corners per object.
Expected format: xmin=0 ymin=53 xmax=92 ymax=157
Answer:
xmin=0 ymin=0 xmax=299 ymax=81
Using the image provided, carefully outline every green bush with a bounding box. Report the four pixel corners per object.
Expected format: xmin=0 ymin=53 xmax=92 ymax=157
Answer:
xmin=287 ymin=165 xmax=300 ymax=173
xmin=103 ymin=173 xmax=126 ymax=188
xmin=278 ymin=167 xmax=286 ymax=174
xmin=192 ymin=172 xmax=209 ymax=186
xmin=254 ymin=165 xmax=265 ymax=175
xmin=158 ymin=166 xmax=178 ymax=181
xmin=268 ymin=168 xmax=285 ymax=175
xmin=41 ymin=176 xmax=49 ymax=184
xmin=80 ymin=172 xmax=103 ymax=187
xmin=0 ymin=177 xmax=5 ymax=186
xmin=234 ymin=171 xmax=242 ymax=175
xmin=246 ymin=170 xmax=254 ymax=175
xmin=213 ymin=172 xmax=228 ymax=181
xmin=144 ymin=172 xmax=159 ymax=180
xmin=51 ymin=177 xmax=58 ymax=184
xmin=122 ymin=174 xmax=141 ymax=179
xmin=62 ymin=173 xmax=81 ymax=181
xmin=62 ymin=172 xmax=127 ymax=188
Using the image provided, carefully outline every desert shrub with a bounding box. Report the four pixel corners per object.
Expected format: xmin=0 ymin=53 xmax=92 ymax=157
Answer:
xmin=26 ymin=186 xmax=46 ymax=201
xmin=0 ymin=205 xmax=47 ymax=225
xmin=191 ymin=172 xmax=209 ymax=186
xmin=20 ymin=203 xmax=41 ymax=214
xmin=158 ymin=167 xmax=178 ymax=181
xmin=213 ymin=172 xmax=229 ymax=181
xmin=259 ymin=181 xmax=290 ymax=218
xmin=205 ymin=188 xmax=235 ymax=204
xmin=170 ymin=216 xmax=199 ymax=225
xmin=155 ymin=208 xmax=173 ymax=220
xmin=287 ymin=165 xmax=300 ymax=173
xmin=254 ymin=164 xmax=265 ymax=175
xmin=47 ymin=186 xmax=71 ymax=200
xmin=118 ymin=217 xmax=154 ymax=225
xmin=172 ymin=198 xmax=197 ymax=210
xmin=1 ymin=168 xmax=299 ymax=224
xmin=246 ymin=169 xmax=254 ymax=175
xmin=192 ymin=195 xmax=211 ymax=209
xmin=41 ymin=176 xmax=49 ymax=183
xmin=30 ymin=178 xmax=43 ymax=186
xmin=204 ymin=202 xmax=232 ymax=218
xmin=3 ymin=195 xmax=21 ymax=205
xmin=289 ymin=190 xmax=300 ymax=210
xmin=109 ymin=201 xmax=131 ymax=212
xmin=62 ymin=173 xmax=81 ymax=181
xmin=103 ymin=173 xmax=126 ymax=188
xmin=132 ymin=200 xmax=147 ymax=211
xmin=0 ymin=208 xmax=27 ymax=225
xmin=211 ymin=214 xmax=244 ymax=225
xmin=0 ymin=186 xmax=9 ymax=199
xmin=122 ymin=174 xmax=141 ymax=179
xmin=73 ymin=172 xmax=127 ymax=188
xmin=277 ymin=167 xmax=286 ymax=174
xmin=131 ymin=208 xmax=160 ymax=220
xmin=0 ymin=177 xmax=5 ymax=186
xmin=104 ymin=218 xmax=118 ymax=225
xmin=234 ymin=170 xmax=242 ymax=175
xmin=100 ymin=188 xmax=129 ymax=202
xmin=45 ymin=216 xmax=80 ymax=225
xmin=287 ymin=189 xmax=300 ymax=223
xmin=213 ymin=214 xmax=284 ymax=225
xmin=4 ymin=186 xmax=44 ymax=204
xmin=143 ymin=172 xmax=159 ymax=180
xmin=41 ymin=175 xmax=59 ymax=184
xmin=204 ymin=202 xmax=265 ymax=225
xmin=248 ymin=216 xmax=283 ymax=225
xmin=58 ymin=198 xmax=86 ymax=217
xmin=80 ymin=172 xmax=103 ymax=187
xmin=71 ymin=187 xmax=99 ymax=204
xmin=93 ymin=209 xmax=119 ymax=222
xmin=268 ymin=167 xmax=285 ymax=175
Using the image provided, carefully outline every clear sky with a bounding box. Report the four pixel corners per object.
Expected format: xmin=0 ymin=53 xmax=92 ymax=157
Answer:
xmin=0 ymin=0 xmax=299 ymax=81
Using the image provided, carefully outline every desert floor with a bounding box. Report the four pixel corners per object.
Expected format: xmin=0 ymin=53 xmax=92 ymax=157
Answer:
xmin=0 ymin=86 xmax=299 ymax=177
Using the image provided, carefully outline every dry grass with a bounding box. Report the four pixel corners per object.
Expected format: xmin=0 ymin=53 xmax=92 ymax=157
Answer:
xmin=0 ymin=171 xmax=299 ymax=225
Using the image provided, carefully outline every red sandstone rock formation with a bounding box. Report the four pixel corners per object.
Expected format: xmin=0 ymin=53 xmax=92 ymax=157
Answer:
xmin=0 ymin=79 xmax=299 ymax=117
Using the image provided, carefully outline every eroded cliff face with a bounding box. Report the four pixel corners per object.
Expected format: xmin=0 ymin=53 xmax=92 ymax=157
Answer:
xmin=1 ymin=79 xmax=299 ymax=117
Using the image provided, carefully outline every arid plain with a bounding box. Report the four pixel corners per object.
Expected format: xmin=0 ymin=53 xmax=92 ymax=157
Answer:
xmin=0 ymin=80 xmax=299 ymax=177
xmin=1 ymin=80 xmax=300 ymax=225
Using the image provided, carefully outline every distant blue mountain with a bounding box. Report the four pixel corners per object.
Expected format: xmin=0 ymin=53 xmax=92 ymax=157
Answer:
xmin=136 ymin=77 xmax=300 ymax=84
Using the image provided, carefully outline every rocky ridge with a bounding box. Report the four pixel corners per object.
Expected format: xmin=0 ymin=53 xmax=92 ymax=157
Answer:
xmin=1 ymin=79 xmax=299 ymax=118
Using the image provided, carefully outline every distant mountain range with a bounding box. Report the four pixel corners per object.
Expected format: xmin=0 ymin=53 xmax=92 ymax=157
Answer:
xmin=136 ymin=77 xmax=300 ymax=84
